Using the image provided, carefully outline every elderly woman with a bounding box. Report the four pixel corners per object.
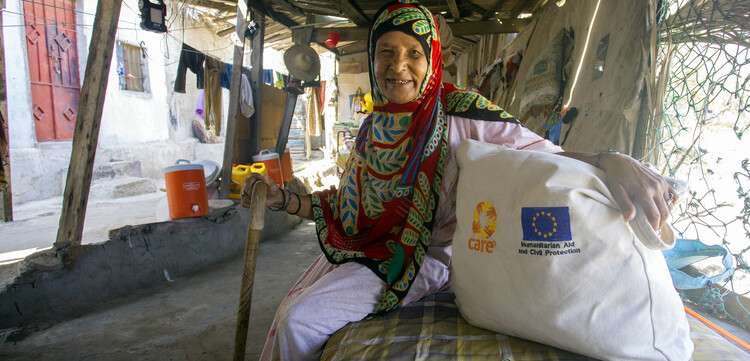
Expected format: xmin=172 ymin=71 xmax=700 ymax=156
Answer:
xmin=242 ymin=1 xmax=676 ymax=360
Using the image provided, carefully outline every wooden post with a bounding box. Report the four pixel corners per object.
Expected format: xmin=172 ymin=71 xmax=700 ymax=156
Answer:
xmin=55 ymin=0 xmax=122 ymax=248
xmin=273 ymin=92 xmax=298 ymax=157
xmin=0 ymin=0 xmax=13 ymax=222
xmin=274 ymin=26 xmax=313 ymax=158
xmin=219 ymin=1 xmax=251 ymax=199
xmin=248 ymin=10 xmax=264 ymax=157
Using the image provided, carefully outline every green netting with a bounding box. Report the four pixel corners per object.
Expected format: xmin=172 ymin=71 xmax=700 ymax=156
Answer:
xmin=643 ymin=0 xmax=750 ymax=326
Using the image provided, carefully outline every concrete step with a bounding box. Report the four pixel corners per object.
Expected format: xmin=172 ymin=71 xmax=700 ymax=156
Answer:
xmin=60 ymin=161 xmax=144 ymax=196
xmin=89 ymin=177 xmax=156 ymax=199
xmin=91 ymin=160 xmax=142 ymax=181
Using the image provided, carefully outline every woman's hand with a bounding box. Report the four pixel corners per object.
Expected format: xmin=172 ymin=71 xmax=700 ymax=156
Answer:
xmin=241 ymin=173 xmax=284 ymax=209
xmin=597 ymin=152 xmax=677 ymax=230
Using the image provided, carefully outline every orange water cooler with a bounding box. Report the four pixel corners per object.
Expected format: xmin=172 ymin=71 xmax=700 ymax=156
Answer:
xmin=282 ymin=149 xmax=293 ymax=182
xmin=252 ymin=149 xmax=284 ymax=189
xmin=164 ymin=160 xmax=208 ymax=219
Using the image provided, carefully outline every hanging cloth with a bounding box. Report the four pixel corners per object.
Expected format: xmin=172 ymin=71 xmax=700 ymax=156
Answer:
xmin=203 ymin=56 xmax=224 ymax=136
xmin=174 ymin=43 xmax=205 ymax=93
xmin=306 ymin=87 xmax=321 ymax=136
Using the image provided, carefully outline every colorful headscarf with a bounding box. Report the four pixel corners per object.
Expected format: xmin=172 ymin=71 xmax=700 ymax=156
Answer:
xmin=310 ymin=0 xmax=445 ymax=315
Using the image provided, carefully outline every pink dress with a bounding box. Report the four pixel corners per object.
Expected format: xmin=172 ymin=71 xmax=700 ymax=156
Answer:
xmin=259 ymin=116 xmax=562 ymax=361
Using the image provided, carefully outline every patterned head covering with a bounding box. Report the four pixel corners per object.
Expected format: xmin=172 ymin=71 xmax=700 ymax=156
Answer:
xmin=310 ymin=0 xmax=447 ymax=315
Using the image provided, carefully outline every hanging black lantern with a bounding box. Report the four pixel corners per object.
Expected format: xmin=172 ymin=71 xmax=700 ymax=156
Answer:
xmin=139 ymin=0 xmax=167 ymax=33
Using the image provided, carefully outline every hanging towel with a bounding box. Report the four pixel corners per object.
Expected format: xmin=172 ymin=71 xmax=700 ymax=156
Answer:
xmin=240 ymin=73 xmax=255 ymax=118
xmin=306 ymin=87 xmax=321 ymax=136
xmin=174 ymin=43 xmax=205 ymax=93
xmin=221 ymin=62 xmax=232 ymax=89
xmin=263 ymin=69 xmax=274 ymax=86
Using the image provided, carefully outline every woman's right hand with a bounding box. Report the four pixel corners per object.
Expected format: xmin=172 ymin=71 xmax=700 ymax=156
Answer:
xmin=240 ymin=173 xmax=283 ymax=209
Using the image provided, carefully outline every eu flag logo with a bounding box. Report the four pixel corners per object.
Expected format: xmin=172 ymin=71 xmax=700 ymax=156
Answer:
xmin=521 ymin=207 xmax=572 ymax=241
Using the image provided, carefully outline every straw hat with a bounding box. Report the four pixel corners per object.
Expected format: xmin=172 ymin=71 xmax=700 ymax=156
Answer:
xmin=284 ymin=44 xmax=321 ymax=82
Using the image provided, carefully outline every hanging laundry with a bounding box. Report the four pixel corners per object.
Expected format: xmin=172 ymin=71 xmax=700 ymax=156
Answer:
xmin=221 ymin=62 xmax=232 ymax=89
xmin=274 ymin=71 xmax=286 ymax=89
xmin=221 ymin=63 xmax=253 ymax=90
xmin=263 ymin=69 xmax=274 ymax=86
xmin=195 ymin=89 xmax=204 ymax=119
xmin=317 ymin=81 xmax=326 ymax=116
xmin=203 ymin=56 xmax=224 ymax=136
xmin=307 ymin=87 xmax=322 ymax=137
xmin=174 ymin=43 xmax=205 ymax=93
xmin=240 ymin=73 xmax=255 ymax=118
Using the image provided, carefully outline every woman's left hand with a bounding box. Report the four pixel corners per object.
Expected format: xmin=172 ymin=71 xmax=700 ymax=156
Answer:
xmin=597 ymin=152 xmax=676 ymax=230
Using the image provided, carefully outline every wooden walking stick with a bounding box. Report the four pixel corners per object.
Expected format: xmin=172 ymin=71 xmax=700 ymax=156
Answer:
xmin=233 ymin=181 xmax=267 ymax=361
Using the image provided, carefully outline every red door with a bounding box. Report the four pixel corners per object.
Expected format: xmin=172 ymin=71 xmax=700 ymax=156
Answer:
xmin=24 ymin=0 xmax=81 ymax=141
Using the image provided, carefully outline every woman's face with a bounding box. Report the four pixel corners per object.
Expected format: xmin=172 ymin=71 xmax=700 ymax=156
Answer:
xmin=374 ymin=31 xmax=428 ymax=104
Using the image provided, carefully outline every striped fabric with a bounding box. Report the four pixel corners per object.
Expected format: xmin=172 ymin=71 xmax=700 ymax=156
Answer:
xmin=321 ymin=291 xmax=749 ymax=360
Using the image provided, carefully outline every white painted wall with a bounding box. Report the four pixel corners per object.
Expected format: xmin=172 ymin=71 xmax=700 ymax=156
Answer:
xmin=75 ymin=0 xmax=169 ymax=144
xmin=3 ymin=0 xmax=35 ymax=149
xmin=4 ymin=0 xmax=239 ymax=204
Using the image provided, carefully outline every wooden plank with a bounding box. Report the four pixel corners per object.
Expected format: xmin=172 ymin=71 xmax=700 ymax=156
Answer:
xmin=55 ymin=0 xmax=122 ymax=248
xmin=219 ymin=1 xmax=253 ymax=200
xmin=340 ymin=0 xmax=370 ymax=27
xmin=190 ymin=0 xmax=235 ymax=13
xmin=274 ymin=92 xmax=298 ymax=157
xmin=481 ymin=0 xmax=507 ymax=20
xmin=275 ymin=20 xmax=315 ymax=158
xmin=510 ymin=0 xmax=539 ymax=18
xmin=311 ymin=27 xmax=368 ymax=43
xmin=449 ymin=19 xmax=531 ymax=36
xmin=0 ymin=0 xmax=13 ymax=222
xmin=446 ymin=0 xmax=461 ymax=21
xmin=338 ymin=41 xmax=367 ymax=56
xmin=310 ymin=20 xmax=529 ymax=46
xmin=249 ymin=11 xmax=265 ymax=157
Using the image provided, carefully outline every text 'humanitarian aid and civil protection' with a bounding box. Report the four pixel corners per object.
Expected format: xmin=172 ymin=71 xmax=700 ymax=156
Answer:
xmin=465 ymin=202 xmax=580 ymax=256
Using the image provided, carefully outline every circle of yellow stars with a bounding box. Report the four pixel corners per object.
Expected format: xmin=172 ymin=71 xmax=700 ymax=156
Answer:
xmin=532 ymin=211 xmax=557 ymax=239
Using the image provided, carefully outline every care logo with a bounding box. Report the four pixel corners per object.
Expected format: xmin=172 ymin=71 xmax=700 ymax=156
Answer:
xmin=469 ymin=201 xmax=497 ymax=253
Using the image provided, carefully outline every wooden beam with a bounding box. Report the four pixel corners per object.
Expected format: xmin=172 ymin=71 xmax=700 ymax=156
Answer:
xmin=220 ymin=1 xmax=254 ymax=200
xmin=217 ymin=25 xmax=236 ymax=37
xmin=189 ymin=0 xmax=235 ymax=13
xmin=311 ymin=27 xmax=368 ymax=43
xmin=510 ymin=0 xmax=538 ymax=18
xmin=449 ymin=19 xmax=531 ymax=36
xmin=0 ymin=0 xmax=12 ymax=222
xmin=337 ymin=41 xmax=367 ymax=56
xmin=275 ymin=0 xmax=305 ymax=17
xmin=309 ymin=20 xmax=530 ymax=47
xmin=247 ymin=2 xmax=338 ymax=55
xmin=248 ymin=11 xmax=265 ymax=158
xmin=55 ymin=0 xmax=122 ymax=248
xmin=275 ymin=17 xmax=316 ymax=158
xmin=446 ymin=0 xmax=461 ymax=21
xmin=340 ymin=0 xmax=370 ymax=27
xmin=464 ymin=1 xmax=489 ymax=16
xmin=481 ymin=0 xmax=507 ymax=20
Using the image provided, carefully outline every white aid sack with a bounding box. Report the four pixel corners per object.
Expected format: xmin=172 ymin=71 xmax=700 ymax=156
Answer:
xmin=452 ymin=140 xmax=693 ymax=360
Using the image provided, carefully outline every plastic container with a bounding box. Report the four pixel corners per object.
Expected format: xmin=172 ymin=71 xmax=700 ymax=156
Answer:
xmin=250 ymin=163 xmax=267 ymax=176
xmin=252 ymin=149 xmax=283 ymax=189
xmin=164 ymin=160 xmax=208 ymax=219
xmin=282 ymin=149 xmax=293 ymax=182
xmin=230 ymin=165 xmax=250 ymax=200
xmin=229 ymin=163 xmax=268 ymax=199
